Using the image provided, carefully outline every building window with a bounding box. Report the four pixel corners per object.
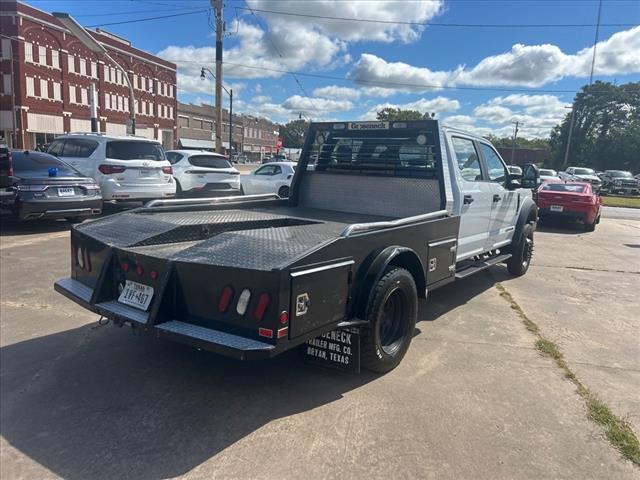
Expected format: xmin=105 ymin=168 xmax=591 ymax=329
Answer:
xmin=53 ymin=82 xmax=61 ymax=101
xmin=117 ymin=96 xmax=123 ymax=111
xmin=110 ymin=67 xmax=116 ymax=83
xmin=24 ymin=41 xmax=32 ymax=62
xmin=141 ymin=77 xmax=146 ymax=91
xmin=69 ymin=85 xmax=76 ymax=103
xmin=178 ymin=115 xmax=189 ymax=127
xmin=193 ymin=119 xmax=203 ymax=129
xmin=81 ymin=88 xmax=88 ymax=105
xmin=91 ymin=61 xmax=97 ymax=78
xmin=40 ymin=79 xmax=49 ymax=99
xmin=26 ymin=77 xmax=34 ymax=96
xmin=79 ymin=58 xmax=86 ymax=76
xmin=38 ymin=45 xmax=46 ymax=65
xmin=51 ymin=50 xmax=59 ymax=69
xmin=169 ymin=106 xmax=173 ymax=119
xmin=69 ymin=54 xmax=76 ymax=73
xmin=1 ymin=39 xmax=11 ymax=59
xmin=124 ymin=97 xmax=129 ymax=112
xmin=2 ymin=74 xmax=11 ymax=95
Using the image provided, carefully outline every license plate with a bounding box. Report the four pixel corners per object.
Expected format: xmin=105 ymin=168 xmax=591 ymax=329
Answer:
xmin=58 ymin=187 xmax=75 ymax=197
xmin=550 ymin=205 xmax=564 ymax=212
xmin=139 ymin=169 xmax=151 ymax=176
xmin=118 ymin=280 xmax=154 ymax=311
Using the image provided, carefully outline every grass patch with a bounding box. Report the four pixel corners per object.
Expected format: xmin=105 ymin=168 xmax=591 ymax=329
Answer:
xmin=495 ymin=282 xmax=640 ymax=466
xmin=601 ymin=196 xmax=640 ymax=209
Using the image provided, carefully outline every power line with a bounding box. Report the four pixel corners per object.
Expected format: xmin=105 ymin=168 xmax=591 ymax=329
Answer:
xmin=164 ymin=56 xmax=640 ymax=95
xmin=242 ymin=1 xmax=323 ymax=117
xmin=85 ymin=9 xmax=210 ymax=28
xmin=233 ymin=6 xmax=639 ymax=28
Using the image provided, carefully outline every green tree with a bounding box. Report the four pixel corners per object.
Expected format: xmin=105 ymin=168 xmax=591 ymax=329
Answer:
xmin=484 ymin=135 xmax=550 ymax=150
xmin=376 ymin=108 xmax=435 ymax=121
xmin=279 ymin=119 xmax=310 ymax=148
xmin=549 ymin=81 xmax=640 ymax=172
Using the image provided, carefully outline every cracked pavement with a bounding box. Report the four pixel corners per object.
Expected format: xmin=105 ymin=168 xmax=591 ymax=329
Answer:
xmin=1 ymin=216 xmax=638 ymax=479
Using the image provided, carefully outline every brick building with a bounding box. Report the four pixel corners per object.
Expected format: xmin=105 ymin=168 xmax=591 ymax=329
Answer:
xmin=176 ymin=102 xmax=243 ymax=152
xmin=176 ymin=101 xmax=280 ymax=159
xmin=0 ymin=1 xmax=177 ymax=150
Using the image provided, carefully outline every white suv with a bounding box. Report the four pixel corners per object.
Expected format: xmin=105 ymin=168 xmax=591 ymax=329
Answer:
xmin=47 ymin=133 xmax=175 ymax=202
xmin=166 ymin=150 xmax=240 ymax=196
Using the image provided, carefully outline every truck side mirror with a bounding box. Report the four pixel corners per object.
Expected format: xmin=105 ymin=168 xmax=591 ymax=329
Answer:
xmin=521 ymin=163 xmax=539 ymax=189
xmin=507 ymin=177 xmax=522 ymax=190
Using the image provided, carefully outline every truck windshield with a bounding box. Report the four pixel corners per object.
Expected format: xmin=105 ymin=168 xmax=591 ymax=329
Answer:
xmin=308 ymin=122 xmax=439 ymax=177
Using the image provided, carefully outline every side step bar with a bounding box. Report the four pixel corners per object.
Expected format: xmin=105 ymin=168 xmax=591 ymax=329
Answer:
xmin=455 ymin=253 xmax=512 ymax=279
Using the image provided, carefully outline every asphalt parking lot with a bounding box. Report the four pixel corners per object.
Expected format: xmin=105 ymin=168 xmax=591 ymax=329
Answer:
xmin=1 ymin=212 xmax=639 ymax=479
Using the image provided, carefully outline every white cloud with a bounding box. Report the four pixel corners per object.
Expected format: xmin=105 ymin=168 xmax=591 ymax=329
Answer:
xmin=246 ymin=0 xmax=444 ymax=43
xmin=281 ymin=95 xmax=353 ymax=115
xmin=313 ymin=85 xmax=361 ymax=100
xmin=252 ymin=95 xmax=272 ymax=103
xmin=360 ymin=96 xmax=460 ymax=120
xmin=347 ymin=26 xmax=640 ymax=93
xmin=349 ymin=54 xmax=456 ymax=93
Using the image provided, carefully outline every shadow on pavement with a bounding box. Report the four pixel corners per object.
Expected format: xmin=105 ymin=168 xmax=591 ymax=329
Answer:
xmin=0 ymin=217 xmax=70 ymax=236
xmin=0 ymin=266 xmax=504 ymax=479
xmin=536 ymin=218 xmax=586 ymax=235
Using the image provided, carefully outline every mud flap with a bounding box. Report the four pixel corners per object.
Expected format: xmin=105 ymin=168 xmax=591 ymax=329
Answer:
xmin=301 ymin=327 xmax=360 ymax=373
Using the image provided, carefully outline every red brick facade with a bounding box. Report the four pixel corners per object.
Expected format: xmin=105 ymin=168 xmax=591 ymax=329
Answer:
xmin=0 ymin=1 xmax=177 ymax=149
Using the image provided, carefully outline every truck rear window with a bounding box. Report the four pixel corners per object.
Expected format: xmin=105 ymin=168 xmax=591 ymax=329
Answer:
xmin=308 ymin=122 xmax=439 ymax=177
xmin=106 ymin=141 xmax=165 ymax=161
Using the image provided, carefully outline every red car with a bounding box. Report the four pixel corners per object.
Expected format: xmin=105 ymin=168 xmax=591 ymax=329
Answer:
xmin=536 ymin=181 xmax=602 ymax=231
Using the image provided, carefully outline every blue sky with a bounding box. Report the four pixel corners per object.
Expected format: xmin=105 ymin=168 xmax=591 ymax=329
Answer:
xmin=30 ymin=0 xmax=640 ymax=137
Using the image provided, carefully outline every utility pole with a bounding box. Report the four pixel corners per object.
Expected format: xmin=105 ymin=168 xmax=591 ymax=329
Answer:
xmin=510 ymin=121 xmax=519 ymax=164
xmin=562 ymin=106 xmax=576 ymax=168
xmin=90 ymin=83 xmax=98 ymax=132
xmin=213 ymin=0 xmax=223 ymax=154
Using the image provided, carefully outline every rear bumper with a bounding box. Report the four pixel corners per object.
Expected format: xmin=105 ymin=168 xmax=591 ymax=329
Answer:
xmin=538 ymin=206 xmax=597 ymax=222
xmin=16 ymin=198 xmax=102 ymax=220
xmin=54 ymin=277 xmax=277 ymax=360
xmin=100 ymin=178 xmax=176 ymax=201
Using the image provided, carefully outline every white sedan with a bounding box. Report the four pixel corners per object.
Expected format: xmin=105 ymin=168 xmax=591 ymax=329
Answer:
xmin=166 ymin=150 xmax=240 ymax=197
xmin=241 ymin=162 xmax=296 ymax=198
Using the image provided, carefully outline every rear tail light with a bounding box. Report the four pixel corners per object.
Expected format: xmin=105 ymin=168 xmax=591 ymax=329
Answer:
xmin=236 ymin=288 xmax=251 ymax=315
xmin=162 ymin=166 xmax=173 ymax=174
xmin=258 ymin=328 xmax=273 ymax=339
xmin=218 ymin=285 xmax=234 ymax=313
xmin=135 ymin=265 xmax=144 ymax=276
xmin=121 ymin=262 xmax=130 ymax=272
xmin=98 ymin=164 xmax=126 ymax=174
xmin=254 ymin=293 xmax=270 ymax=320
xmin=279 ymin=311 xmax=289 ymax=325
xmin=150 ymin=270 xmax=159 ymax=281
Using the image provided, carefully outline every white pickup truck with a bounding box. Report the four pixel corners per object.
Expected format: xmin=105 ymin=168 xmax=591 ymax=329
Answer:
xmin=55 ymin=120 xmax=540 ymax=373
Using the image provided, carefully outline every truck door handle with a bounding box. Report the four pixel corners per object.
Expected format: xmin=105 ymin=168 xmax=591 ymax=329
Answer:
xmin=463 ymin=195 xmax=474 ymax=205
xmin=493 ymin=194 xmax=502 ymax=203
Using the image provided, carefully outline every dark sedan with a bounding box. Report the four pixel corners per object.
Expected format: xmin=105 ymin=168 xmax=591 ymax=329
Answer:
xmin=6 ymin=150 xmax=102 ymax=221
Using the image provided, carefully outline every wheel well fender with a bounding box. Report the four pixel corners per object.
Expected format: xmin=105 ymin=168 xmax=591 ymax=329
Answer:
xmin=353 ymin=246 xmax=426 ymax=319
xmin=511 ymin=196 xmax=538 ymax=247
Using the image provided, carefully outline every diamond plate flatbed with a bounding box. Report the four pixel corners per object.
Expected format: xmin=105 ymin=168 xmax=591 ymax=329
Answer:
xmin=75 ymin=205 xmax=391 ymax=271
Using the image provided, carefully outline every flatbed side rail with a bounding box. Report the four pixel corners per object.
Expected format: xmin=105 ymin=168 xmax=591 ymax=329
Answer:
xmin=341 ymin=210 xmax=449 ymax=237
xmin=143 ymin=193 xmax=280 ymax=209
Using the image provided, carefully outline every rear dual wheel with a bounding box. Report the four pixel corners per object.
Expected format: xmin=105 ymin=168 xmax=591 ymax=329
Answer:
xmin=361 ymin=267 xmax=417 ymax=373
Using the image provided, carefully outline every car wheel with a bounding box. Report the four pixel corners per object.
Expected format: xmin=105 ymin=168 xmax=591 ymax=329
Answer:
xmin=584 ymin=217 xmax=598 ymax=232
xmin=361 ymin=267 xmax=417 ymax=373
xmin=507 ymin=222 xmax=534 ymax=276
xmin=278 ymin=186 xmax=290 ymax=198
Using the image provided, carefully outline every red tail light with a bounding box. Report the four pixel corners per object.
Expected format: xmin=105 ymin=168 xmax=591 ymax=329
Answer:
xmin=254 ymin=293 xmax=270 ymax=320
xmin=218 ymin=285 xmax=234 ymax=313
xmin=279 ymin=311 xmax=289 ymax=325
xmin=149 ymin=270 xmax=158 ymax=280
xmin=135 ymin=265 xmax=144 ymax=276
xmin=121 ymin=262 xmax=130 ymax=272
xmin=162 ymin=166 xmax=173 ymax=174
xmin=99 ymin=164 xmax=126 ymax=174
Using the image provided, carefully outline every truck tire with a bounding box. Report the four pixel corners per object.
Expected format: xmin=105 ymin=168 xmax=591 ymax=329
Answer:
xmin=361 ymin=266 xmax=417 ymax=373
xmin=506 ymin=222 xmax=534 ymax=276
